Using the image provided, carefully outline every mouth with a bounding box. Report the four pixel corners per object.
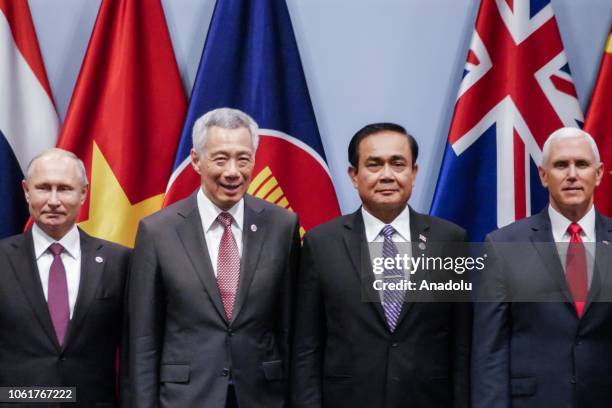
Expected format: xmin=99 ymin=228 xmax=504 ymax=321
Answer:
xmin=220 ymin=182 xmax=242 ymax=194
xmin=376 ymin=189 xmax=399 ymax=196
xmin=562 ymin=187 xmax=583 ymax=193
xmin=42 ymin=211 xmax=66 ymax=216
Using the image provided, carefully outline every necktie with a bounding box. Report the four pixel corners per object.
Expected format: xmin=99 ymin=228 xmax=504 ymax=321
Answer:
xmin=380 ymin=225 xmax=405 ymax=332
xmin=216 ymin=212 xmax=240 ymax=320
xmin=48 ymin=243 xmax=69 ymax=345
xmin=566 ymin=223 xmax=588 ymax=317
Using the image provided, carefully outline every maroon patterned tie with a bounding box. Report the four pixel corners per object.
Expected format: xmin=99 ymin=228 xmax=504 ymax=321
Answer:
xmin=48 ymin=243 xmax=69 ymax=345
xmin=566 ymin=223 xmax=588 ymax=317
xmin=216 ymin=213 xmax=240 ymax=320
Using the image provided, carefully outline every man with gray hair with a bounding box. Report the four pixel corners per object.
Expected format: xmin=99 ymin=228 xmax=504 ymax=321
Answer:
xmin=0 ymin=148 xmax=130 ymax=407
xmin=472 ymin=127 xmax=612 ymax=407
xmin=129 ymin=107 xmax=300 ymax=408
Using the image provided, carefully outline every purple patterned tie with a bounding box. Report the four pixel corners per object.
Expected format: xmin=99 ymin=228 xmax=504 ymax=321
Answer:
xmin=216 ymin=212 xmax=240 ymax=320
xmin=381 ymin=225 xmax=404 ymax=332
xmin=48 ymin=243 xmax=69 ymax=345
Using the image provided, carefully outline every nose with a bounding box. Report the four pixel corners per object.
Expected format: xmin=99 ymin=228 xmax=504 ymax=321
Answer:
xmin=223 ymin=159 xmax=240 ymax=178
xmin=48 ymin=189 xmax=61 ymax=207
xmin=567 ymin=164 xmax=578 ymax=179
xmin=380 ymin=163 xmax=394 ymax=180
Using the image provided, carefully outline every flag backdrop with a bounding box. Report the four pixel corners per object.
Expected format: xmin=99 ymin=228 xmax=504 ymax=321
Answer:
xmin=164 ymin=0 xmax=340 ymax=237
xmin=585 ymin=28 xmax=612 ymax=217
xmin=0 ymin=0 xmax=58 ymax=239
xmin=431 ymin=0 xmax=583 ymax=241
xmin=57 ymin=0 xmax=186 ymax=247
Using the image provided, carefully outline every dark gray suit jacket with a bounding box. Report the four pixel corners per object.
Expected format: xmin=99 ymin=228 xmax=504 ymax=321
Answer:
xmin=0 ymin=228 xmax=130 ymax=408
xmin=129 ymin=193 xmax=300 ymax=408
xmin=472 ymin=208 xmax=612 ymax=408
xmin=292 ymin=208 xmax=471 ymax=408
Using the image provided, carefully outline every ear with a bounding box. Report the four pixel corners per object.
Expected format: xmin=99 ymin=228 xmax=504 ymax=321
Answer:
xmin=538 ymin=165 xmax=548 ymax=188
xmin=348 ymin=166 xmax=358 ymax=189
xmin=190 ymin=149 xmax=202 ymax=175
xmin=594 ymin=161 xmax=604 ymax=187
xmin=22 ymin=180 xmax=30 ymax=203
xmin=411 ymin=164 xmax=419 ymax=186
xmin=79 ymin=184 xmax=89 ymax=205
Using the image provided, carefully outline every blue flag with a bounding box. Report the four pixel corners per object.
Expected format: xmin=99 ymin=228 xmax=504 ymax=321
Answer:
xmin=165 ymin=0 xmax=340 ymax=234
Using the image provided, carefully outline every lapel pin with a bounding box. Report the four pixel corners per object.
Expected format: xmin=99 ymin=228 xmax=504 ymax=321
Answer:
xmin=418 ymin=242 xmax=426 ymax=250
xmin=95 ymin=256 xmax=104 ymax=263
xmin=419 ymin=234 xmax=427 ymax=242
xmin=250 ymin=224 xmax=257 ymax=232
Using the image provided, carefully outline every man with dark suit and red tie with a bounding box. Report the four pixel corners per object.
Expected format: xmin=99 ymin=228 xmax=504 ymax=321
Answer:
xmin=0 ymin=148 xmax=130 ymax=407
xmin=129 ymin=108 xmax=300 ymax=408
xmin=292 ymin=123 xmax=471 ymax=408
xmin=472 ymin=127 xmax=612 ymax=408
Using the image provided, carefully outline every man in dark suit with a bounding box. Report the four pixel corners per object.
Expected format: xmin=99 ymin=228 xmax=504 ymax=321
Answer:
xmin=0 ymin=148 xmax=130 ymax=407
xmin=129 ymin=108 xmax=300 ymax=408
xmin=292 ymin=123 xmax=471 ymax=408
xmin=472 ymin=127 xmax=612 ymax=407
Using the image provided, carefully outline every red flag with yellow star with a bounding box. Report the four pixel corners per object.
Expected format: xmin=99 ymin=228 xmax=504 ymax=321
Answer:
xmin=585 ymin=28 xmax=612 ymax=216
xmin=57 ymin=0 xmax=186 ymax=247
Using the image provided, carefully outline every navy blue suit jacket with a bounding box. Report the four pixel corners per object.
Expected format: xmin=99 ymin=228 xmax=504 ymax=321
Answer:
xmin=472 ymin=208 xmax=612 ymax=408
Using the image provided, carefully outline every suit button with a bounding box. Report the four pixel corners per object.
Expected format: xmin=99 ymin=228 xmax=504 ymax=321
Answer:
xmin=60 ymin=357 xmax=66 ymax=361
xmin=570 ymin=376 xmax=576 ymax=384
xmin=391 ymin=342 xmax=399 ymax=348
xmin=221 ymin=368 xmax=230 ymax=377
xmin=228 ymin=329 xmax=233 ymax=337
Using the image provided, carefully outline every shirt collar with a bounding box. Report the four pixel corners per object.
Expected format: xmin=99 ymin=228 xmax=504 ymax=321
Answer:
xmin=361 ymin=205 xmax=411 ymax=242
xmin=32 ymin=223 xmax=81 ymax=260
xmin=548 ymin=204 xmax=596 ymax=242
xmin=197 ymin=188 xmax=244 ymax=232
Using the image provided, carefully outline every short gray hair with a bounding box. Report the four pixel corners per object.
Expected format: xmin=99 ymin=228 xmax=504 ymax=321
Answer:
xmin=540 ymin=127 xmax=600 ymax=166
xmin=26 ymin=148 xmax=89 ymax=186
xmin=192 ymin=107 xmax=259 ymax=154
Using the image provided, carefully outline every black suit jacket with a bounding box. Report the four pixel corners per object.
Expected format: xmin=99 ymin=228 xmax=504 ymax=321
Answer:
xmin=0 ymin=228 xmax=130 ymax=408
xmin=128 ymin=193 xmax=300 ymax=408
xmin=292 ymin=208 xmax=471 ymax=408
xmin=472 ymin=209 xmax=612 ymax=408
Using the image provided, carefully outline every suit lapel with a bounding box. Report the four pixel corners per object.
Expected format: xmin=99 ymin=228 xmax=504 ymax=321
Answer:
xmin=529 ymin=211 xmax=574 ymax=305
xmin=176 ymin=195 xmax=227 ymax=323
xmin=583 ymin=212 xmax=612 ymax=317
xmin=231 ymin=196 xmax=266 ymax=324
xmin=7 ymin=231 xmax=60 ymax=350
xmin=342 ymin=211 xmax=388 ymax=329
xmin=62 ymin=229 xmax=105 ymax=351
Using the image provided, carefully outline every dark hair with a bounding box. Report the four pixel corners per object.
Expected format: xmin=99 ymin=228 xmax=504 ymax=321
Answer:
xmin=348 ymin=122 xmax=418 ymax=168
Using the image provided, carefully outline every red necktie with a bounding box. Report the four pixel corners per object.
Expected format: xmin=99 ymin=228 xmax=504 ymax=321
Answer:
xmin=566 ymin=223 xmax=588 ymax=317
xmin=48 ymin=243 xmax=69 ymax=345
xmin=216 ymin=212 xmax=240 ymax=320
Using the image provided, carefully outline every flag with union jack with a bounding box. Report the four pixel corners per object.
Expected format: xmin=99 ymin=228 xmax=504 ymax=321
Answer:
xmin=431 ymin=0 xmax=583 ymax=241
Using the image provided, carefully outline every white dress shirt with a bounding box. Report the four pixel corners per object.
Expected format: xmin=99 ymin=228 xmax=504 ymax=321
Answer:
xmin=197 ymin=188 xmax=244 ymax=277
xmin=362 ymin=205 xmax=412 ymax=245
xmin=548 ymin=205 xmax=596 ymax=288
xmin=362 ymin=206 xmax=413 ymax=294
xmin=32 ymin=223 xmax=81 ymax=318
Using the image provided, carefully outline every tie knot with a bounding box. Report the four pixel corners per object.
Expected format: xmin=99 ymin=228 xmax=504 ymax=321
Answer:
xmin=568 ymin=222 xmax=582 ymax=236
xmin=48 ymin=243 xmax=64 ymax=257
xmin=381 ymin=225 xmax=396 ymax=239
xmin=217 ymin=212 xmax=234 ymax=228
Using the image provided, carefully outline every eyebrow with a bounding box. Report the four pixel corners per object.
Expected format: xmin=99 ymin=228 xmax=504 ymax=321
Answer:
xmin=365 ymin=155 xmax=407 ymax=161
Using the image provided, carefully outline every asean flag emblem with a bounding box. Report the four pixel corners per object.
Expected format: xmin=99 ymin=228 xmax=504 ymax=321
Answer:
xmin=250 ymin=129 xmax=340 ymax=238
